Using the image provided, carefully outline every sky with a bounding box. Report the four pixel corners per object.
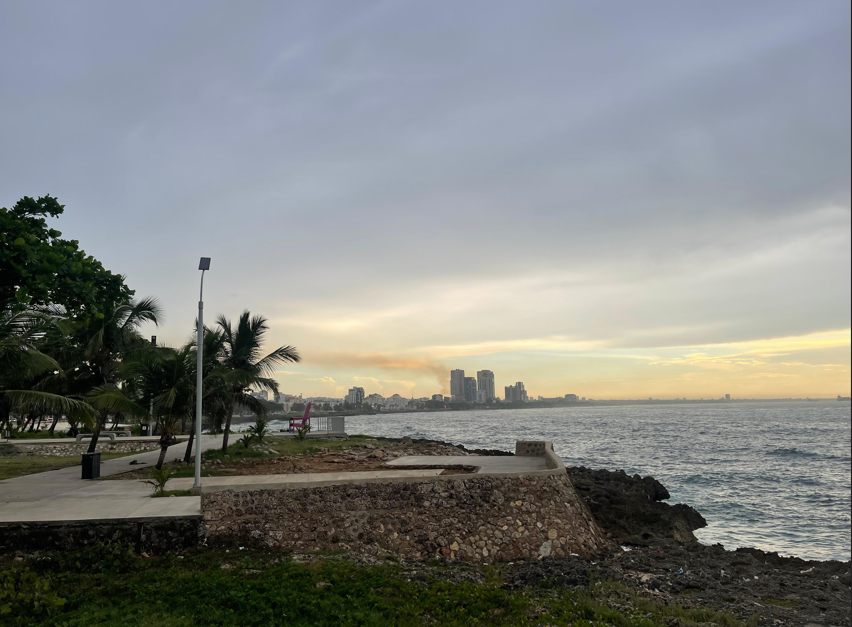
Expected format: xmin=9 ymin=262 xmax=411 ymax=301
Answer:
xmin=1 ymin=1 xmax=849 ymax=400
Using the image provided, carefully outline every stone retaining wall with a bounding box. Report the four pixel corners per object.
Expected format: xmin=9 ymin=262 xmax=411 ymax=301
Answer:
xmin=203 ymin=472 xmax=610 ymax=563
xmin=0 ymin=517 xmax=204 ymax=554
xmin=1 ymin=441 xmax=160 ymax=457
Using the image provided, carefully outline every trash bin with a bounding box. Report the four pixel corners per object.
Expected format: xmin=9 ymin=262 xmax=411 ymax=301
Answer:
xmin=140 ymin=424 xmax=150 ymax=437
xmin=82 ymin=452 xmax=101 ymax=479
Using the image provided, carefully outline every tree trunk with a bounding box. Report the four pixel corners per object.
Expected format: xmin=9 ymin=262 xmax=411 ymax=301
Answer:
xmin=221 ymin=403 xmax=235 ymax=453
xmin=155 ymin=440 xmax=169 ymax=470
xmin=86 ymin=411 xmax=107 ymax=453
xmin=48 ymin=414 xmax=58 ymax=435
xmin=183 ymin=425 xmax=195 ymax=464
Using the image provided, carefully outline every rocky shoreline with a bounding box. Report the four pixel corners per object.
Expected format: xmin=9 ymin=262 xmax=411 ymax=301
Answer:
xmin=379 ymin=437 xmax=851 ymax=626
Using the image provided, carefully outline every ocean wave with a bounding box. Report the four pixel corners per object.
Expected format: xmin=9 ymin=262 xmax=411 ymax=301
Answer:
xmin=767 ymin=447 xmax=820 ymax=458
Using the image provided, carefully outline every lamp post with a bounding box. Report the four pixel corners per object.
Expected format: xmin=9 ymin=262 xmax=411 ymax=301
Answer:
xmin=195 ymin=257 xmax=211 ymax=489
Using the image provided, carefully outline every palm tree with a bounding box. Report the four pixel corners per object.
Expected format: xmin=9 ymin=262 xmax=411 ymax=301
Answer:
xmin=0 ymin=310 xmax=94 ymax=432
xmin=182 ymin=326 xmax=227 ymax=463
xmin=75 ymin=297 xmax=162 ymax=452
xmin=134 ymin=345 xmax=194 ymax=469
xmin=215 ymin=311 xmax=299 ymax=452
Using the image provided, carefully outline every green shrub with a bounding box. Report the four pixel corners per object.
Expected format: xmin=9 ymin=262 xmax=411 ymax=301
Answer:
xmin=247 ymin=418 xmax=269 ymax=444
xmin=0 ymin=567 xmax=65 ymax=620
xmin=145 ymin=466 xmax=175 ymax=496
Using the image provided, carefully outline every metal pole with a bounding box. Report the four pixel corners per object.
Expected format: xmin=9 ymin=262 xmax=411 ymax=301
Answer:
xmin=194 ymin=270 xmax=205 ymax=489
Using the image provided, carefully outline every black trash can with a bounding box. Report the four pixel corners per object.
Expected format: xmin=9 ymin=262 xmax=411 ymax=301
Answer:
xmin=82 ymin=452 xmax=101 ymax=479
xmin=140 ymin=424 xmax=150 ymax=437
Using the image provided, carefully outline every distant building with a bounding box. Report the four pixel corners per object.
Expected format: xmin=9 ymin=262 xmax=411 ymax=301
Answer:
xmin=725 ymin=394 xmax=731 ymax=401
xmin=476 ymin=390 xmax=487 ymax=403
xmin=464 ymin=377 xmax=478 ymax=403
xmin=476 ymin=370 xmax=496 ymax=401
xmin=450 ymin=369 xmax=466 ymax=401
xmin=346 ymin=387 xmax=365 ymax=405
xmin=565 ymin=394 xmax=579 ymax=402
xmin=252 ymin=390 xmax=268 ymax=401
xmin=365 ymin=393 xmax=385 ymax=406
xmin=504 ymin=382 xmax=528 ymax=402
xmin=431 ymin=394 xmax=444 ymax=402
xmin=385 ymin=394 xmax=409 ymax=410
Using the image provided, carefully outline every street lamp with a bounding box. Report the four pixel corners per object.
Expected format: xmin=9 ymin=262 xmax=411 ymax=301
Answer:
xmin=195 ymin=257 xmax=211 ymax=489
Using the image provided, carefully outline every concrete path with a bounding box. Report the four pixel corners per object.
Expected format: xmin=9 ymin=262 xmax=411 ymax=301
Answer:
xmin=168 ymin=468 xmax=444 ymax=493
xmin=0 ymin=435 xmax=220 ymax=522
xmin=385 ymin=455 xmax=548 ymax=474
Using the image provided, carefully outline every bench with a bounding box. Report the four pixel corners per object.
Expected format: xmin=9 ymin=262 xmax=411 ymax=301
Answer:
xmin=75 ymin=430 xmax=132 ymax=442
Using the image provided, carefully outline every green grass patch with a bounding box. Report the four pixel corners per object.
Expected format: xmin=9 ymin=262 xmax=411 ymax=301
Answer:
xmin=0 ymin=547 xmax=764 ymax=627
xmin=0 ymin=450 xmax=142 ymax=481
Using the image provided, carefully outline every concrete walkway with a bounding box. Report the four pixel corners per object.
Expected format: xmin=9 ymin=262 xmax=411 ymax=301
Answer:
xmin=167 ymin=469 xmax=445 ymax=493
xmin=384 ymin=455 xmax=548 ymax=474
xmin=0 ymin=435 xmax=219 ymax=523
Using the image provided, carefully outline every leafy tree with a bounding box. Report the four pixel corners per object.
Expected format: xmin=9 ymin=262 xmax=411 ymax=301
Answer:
xmin=0 ymin=196 xmax=132 ymax=316
xmin=215 ymin=311 xmax=300 ymax=452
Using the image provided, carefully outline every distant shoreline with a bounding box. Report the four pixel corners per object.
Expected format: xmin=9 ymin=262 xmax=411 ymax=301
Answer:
xmin=230 ymin=396 xmax=850 ymax=425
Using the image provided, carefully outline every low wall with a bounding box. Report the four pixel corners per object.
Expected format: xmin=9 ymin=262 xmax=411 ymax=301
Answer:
xmin=0 ymin=516 xmax=204 ymax=554
xmin=203 ymin=442 xmax=610 ymax=563
xmin=0 ymin=441 xmax=160 ymax=457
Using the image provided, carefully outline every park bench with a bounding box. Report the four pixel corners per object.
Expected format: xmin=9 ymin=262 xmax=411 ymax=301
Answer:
xmin=75 ymin=430 xmax=132 ymax=442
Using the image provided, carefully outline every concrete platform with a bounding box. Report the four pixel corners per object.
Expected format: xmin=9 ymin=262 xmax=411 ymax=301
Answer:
xmin=384 ymin=454 xmax=548 ymax=474
xmin=167 ymin=469 xmax=444 ymax=493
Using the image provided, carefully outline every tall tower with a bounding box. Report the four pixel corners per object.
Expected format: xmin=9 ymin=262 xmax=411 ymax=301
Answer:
xmin=477 ymin=370 xmax=495 ymax=401
xmin=450 ymin=369 xmax=465 ymax=401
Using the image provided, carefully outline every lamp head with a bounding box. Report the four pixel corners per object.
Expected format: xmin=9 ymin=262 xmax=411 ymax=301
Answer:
xmin=198 ymin=257 xmax=211 ymax=271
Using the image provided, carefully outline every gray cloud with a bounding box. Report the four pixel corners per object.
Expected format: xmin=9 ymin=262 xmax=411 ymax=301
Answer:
xmin=0 ymin=1 xmax=848 ymax=363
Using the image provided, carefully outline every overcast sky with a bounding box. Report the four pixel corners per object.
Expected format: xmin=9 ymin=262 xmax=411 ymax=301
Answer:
xmin=1 ymin=1 xmax=849 ymax=399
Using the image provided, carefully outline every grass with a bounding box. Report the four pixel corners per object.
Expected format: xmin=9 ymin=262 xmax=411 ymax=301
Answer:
xmin=0 ymin=450 xmax=143 ymax=481
xmin=0 ymin=546 xmax=763 ymax=627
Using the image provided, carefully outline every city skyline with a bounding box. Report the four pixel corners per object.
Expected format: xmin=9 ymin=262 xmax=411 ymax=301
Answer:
xmin=0 ymin=2 xmax=848 ymax=400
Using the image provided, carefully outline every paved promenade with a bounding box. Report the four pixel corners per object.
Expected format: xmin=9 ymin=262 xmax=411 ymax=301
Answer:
xmin=0 ymin=435 xmax=220 ymax=523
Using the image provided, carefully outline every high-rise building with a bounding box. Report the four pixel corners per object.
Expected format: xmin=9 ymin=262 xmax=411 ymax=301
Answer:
xmin=505 ymin=382 xmax=528 ymax=402
xmin=450 ymin=369 xmax=465 ymax=401
xmin=725 ymin=394 xmax=731 ymax=401
xmin=565 ymin=393 xmax=579 ymax=402
xmin=476 ymin=370 xmax=495 ymax=401
xmin=431 ymin=394 xmax=444 ymax=402
xmin=464 ymin=377 xmax=477 ymax=403
xmin=252 ymin=390 xmax=268 ymax=401
xmin=346 ymin=387 xmax=365 ymax=405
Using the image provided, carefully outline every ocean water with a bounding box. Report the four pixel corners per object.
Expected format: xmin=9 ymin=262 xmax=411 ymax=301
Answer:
xmin=334 ymin=401 xmax=850 ymax=562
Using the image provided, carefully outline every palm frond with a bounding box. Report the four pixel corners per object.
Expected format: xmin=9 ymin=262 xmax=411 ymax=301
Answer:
xmin=4 ymin=390 xmax=95 ymax=419
xmin=87 ymin=385 xmax=148 ymax=417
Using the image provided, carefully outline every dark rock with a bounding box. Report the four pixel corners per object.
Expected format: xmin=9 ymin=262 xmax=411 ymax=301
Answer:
xmin=567 ymin=467 xmax=706 ymax=545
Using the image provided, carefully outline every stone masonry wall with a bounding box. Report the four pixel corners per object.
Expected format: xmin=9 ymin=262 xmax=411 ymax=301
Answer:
xmin=1 ymin=441 xmax=159 ymax=457
xmin=203 ymin=473 xmax=611 ymax=563
xmin=0 ymin=517 xmax=204 ymax=554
